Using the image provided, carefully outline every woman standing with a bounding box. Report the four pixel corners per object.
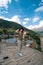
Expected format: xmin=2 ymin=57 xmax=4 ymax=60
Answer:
xmin=17 ymin=28 xmax=24 ymax=56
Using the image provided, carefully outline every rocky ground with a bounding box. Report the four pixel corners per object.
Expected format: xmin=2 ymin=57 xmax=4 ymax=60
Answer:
xmin=0 ymin=41 xmax=43 ymax=65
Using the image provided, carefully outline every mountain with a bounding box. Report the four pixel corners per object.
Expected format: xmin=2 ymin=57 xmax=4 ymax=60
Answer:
xmin=0 ymin=19 xmax=37 ymax=34
xmin=0 ymin=19 xmax=23 ymax=29
xmin=38 ymin=31 xmax=43 ymax=35
xmin=0 ymin=19 xmax=40 ymax=37
xmin=32 ymin=27 xmax=43 ymax=34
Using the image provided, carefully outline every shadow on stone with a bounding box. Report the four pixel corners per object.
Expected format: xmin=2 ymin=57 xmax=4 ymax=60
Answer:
xmin=27 ymin=59 xmax=31 ymax=63
xmin=3 ymin=56 xmax=9 ymax=60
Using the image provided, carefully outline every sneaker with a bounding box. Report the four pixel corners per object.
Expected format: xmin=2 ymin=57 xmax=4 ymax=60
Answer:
xmin=18 ymin=52 xmax=23 ymax=57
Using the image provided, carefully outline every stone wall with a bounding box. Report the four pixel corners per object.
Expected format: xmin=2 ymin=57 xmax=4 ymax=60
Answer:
xmin=40 ymin=36 xmax=43 ymax=51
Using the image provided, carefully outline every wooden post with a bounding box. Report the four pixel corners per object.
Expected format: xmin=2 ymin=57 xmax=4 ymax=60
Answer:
xmin=32 ymin=41 xmax=36 ymax=48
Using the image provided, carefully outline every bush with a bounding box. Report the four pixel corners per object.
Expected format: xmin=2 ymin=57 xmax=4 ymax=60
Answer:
xmin=0 ymin=31 xmax=3 ymax=35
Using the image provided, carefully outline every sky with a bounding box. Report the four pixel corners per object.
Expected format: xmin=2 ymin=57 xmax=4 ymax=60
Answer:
xmin=0 ymin=0 xmax=43 ymax=32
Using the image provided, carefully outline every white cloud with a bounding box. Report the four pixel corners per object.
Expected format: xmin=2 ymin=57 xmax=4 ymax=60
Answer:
xmin=22 ymin=18 xmax=30 ymax=26
xmin=32 ymin=16 xmax=39 ymax=22
xmin=39 ymin=20 xmax=43 ymax=26
xmin=26 ymin=25 xmax=39 ymax=30
xmin=26 ymin=20 xmax=43 ymax=32
xmin=11 ymin=15 xmax=21 ymax=24
xmin=35 ymin=6 xmax=43 ymax=12
xmin=24 ymin=18 xmax=30 ymax=21
xmin=0 ymin=15 xmax=21 ymax=24
xmin=23 ymin=21 xmax=28 ymax=25
xmin=41 ymin=0 xmax=43 ymax=2
xmin=0 ymin=16 xmax=11 ymax=21
xmin=0 ymin=0 xmax=11 ymax=9
xmin=0 ymin=16 xmax=43 ymax=32
xmin=0 ymin=16 xmax=4 ymax=19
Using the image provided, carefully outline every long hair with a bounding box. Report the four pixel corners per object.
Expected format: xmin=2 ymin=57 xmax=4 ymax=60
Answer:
xmin=18 ymin=28 xmax=24 ymax=33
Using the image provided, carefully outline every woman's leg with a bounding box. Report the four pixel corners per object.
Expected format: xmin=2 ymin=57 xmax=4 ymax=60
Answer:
xmin=18 ymin=40 xmax=23 ymax=56
xmin=18 ymin=40 xmax=22 ymax=52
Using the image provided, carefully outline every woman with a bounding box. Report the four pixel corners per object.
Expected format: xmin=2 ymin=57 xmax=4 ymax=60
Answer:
xmin=17 ymin=28 xmax=24 ymax=56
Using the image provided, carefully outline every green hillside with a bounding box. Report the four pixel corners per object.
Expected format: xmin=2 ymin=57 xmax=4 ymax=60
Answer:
xmin=0 ymin=19 xmax=40 ymax=37
xmin=0 ymin=19 xmax=38 ymax=34
xmin=0 ymin=19 xmax=23 ymax=29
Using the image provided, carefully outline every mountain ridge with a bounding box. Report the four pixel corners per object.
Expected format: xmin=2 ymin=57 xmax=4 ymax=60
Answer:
xmin=0 ymin=19 xmax=36 ymax=33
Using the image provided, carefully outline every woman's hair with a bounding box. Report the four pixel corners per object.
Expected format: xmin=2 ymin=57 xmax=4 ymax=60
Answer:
xmin=18 ymin=27 xmax=24 ymax=33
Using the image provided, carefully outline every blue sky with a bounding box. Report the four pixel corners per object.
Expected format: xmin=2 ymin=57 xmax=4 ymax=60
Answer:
xmin=0 ymin=0 xmax=43 ymax=32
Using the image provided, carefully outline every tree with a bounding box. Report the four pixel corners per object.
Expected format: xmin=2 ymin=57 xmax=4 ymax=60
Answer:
xmin=3 ymin=29 xmax=8 ymax=34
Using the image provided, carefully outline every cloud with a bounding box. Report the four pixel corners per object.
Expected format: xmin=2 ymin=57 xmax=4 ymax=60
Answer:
xmin=11 ymin=15 xmax=21 ymax=24
xmin=32 ymin=16 xmax=39 ymax=22
xmin=23 ymin=21 xmax=28 ymax=25
xmin=39 ymin=20 xmax=43 ymax=26
xmin=24 ymin=18 xmax=30 ymax=21
xmin=26 ymin=25 xmax=39 ymax=30
xmin=22 ymin=18 xmax=30 ymax=26
xmin=0 ymin=16 xmax=11 ymax=21
xmin=26 ymin=20 xmax=43 ymax=32
xmin=35 ymin=6 xmax=43 ymax=12
xmin=0 ymin=15 xmax=21 ymax=24
xmin=41 ymin=0 xmax=43 ymax=2
xmin=0 ymin=16 xmax=43 ymax=32
xmin=0 ymin=0 xmax=11 ymax=9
